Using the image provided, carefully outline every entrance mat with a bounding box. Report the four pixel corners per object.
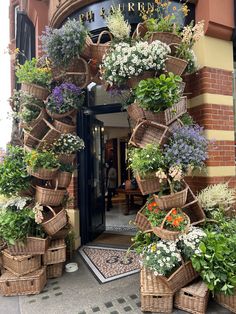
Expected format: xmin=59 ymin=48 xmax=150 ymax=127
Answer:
xmin=79 ymin=245 xmax=140 ymax=283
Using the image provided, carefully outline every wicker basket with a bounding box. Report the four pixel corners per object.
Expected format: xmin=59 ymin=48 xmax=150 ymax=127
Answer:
xmin=141 ymin=292 xmax=173 ymax=313
xmin=53 ymin=119 xmax=76 ymax=134
xmin=80 ymin=35 xmax=93 ymax=60
xmin=0 ymin=267 xmax=46 ymax=296
xmin=135 ymin=206 xmax=152 ymax=231
xmin=46 ymin=108 xmax=76 ymax=120
xmin=51 ymin=226 xmax=70 ymax=239
xmin=56 ymin=171 xmax=73 ymax=188
xmin=91 ymin=31 xmax=112 ymax=64
xmin=8 ymin=237 xmax=49 ymax=256
xmin=35 ymin=184 xmax=67 ymax=206
xmin=129 ymin=120 xmax=170 ymax=148
xmin=152 ymin=210 xmax=190 ymax=241
xmin=43 ymin=239 xmax=66 ymax=265
xmin=20 ymin=104 xmax=48 ymax=130
xmin=148 ymin=32 xmax=181 ymax=45
xmin=2 ymin=250 xmax=41 ymax=276
xmin=58 ymin=153 xmax=76 ymax=164
xmin=159 ymin=260 xmax=199 ymax=293
xmin=127 ymin=97 xmax=187 ymax=125
xmin=141 ymin=267 xmax=172 ymax=294
xmin=42 ymin=206 xmax=67 ymax=236
xmin=154 ymin=187 xmax=188 ymax=210
xmin=127 ymin=71 xmax=156 ymax=89
xmin=27 ymin=166 xmax=59 ymax=180
xmin=46 ymin=263 xmax=64 ymax=279
xmin=175 ymin=280 xmax=209 ymax=314
xmin=21 ymin=83 xmax=49 ymax=101
xmin=215 ymin=293 xmax=236 ymax=313
xmin=136 ymin=173 xmax=160 ymax=195
xmin=165 ymin=55 xmax=188 ymax=76
xmin=132 ymin=22 xmax=148 ymax=39
xmin=168 ymin=118 xmax=184 ymax=133
xmin=24 ymin=119 xmax=61 ymax=150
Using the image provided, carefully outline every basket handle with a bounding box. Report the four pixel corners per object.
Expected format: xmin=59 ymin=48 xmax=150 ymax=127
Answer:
xmin=54 ymin=179 xmax=59 ymax=191
xmin=97 ymin=30 xmax=112 ymax=44
xmin=46 ymin=205 xmax=56 ymax=217
xmin=132 ymin=22 xmax=147 ymax=39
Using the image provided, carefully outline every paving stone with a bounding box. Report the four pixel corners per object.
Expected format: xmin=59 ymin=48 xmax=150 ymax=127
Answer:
xmin=117 ymin=298 xmax=126 ymax=304
xmin=105 ymin=301 xmax=113 ymax=308
xmin=92 ymin=306 xmax=100 ymax=312
xmin=123 ymin=305 xmax=132 ymax=312
xmin=55 ymin=292 xmax=63 ymax=297
xmin=110 ymin=311 xmax=119 ymax=314
xmin=129 ymin=294 xmax=138 ymax=300
xmin=42 ymin=296 xmax=49 ymax=300
xmin=53 ymin=287 xmax=61 ymax=291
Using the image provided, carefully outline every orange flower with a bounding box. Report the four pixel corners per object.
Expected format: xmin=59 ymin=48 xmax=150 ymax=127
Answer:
xmin=154 ymin=208 xmax=159 ymax=214
xmin=148 ymin=204 xmax=153 ymax=211
xmin=172 ymin=208 xmax=177 ymax=215
xmin=166 ymin=216 xmax=172 ymax=222
xmin=172 ymin=219 xmax=180 ymax=227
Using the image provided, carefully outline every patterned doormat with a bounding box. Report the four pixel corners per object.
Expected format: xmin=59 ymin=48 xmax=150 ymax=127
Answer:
xmin=79 ymin=245 xmax=140 ymax=283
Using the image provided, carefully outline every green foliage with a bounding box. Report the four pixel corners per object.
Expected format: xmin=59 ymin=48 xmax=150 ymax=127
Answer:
xmin=15 ymin=58 xmax=52 ymax=87
xmin=0 ymin=207 xmax=44 ymax=245
xmin=191 ymin=229 xmax=236 ymax=295
xmin=146 ymin=15 xmax=181 ymax=34
xmin=59 ymin=163 xmax=75 ymax=173
xmin=0 ymin=146 xmax=30 ymax=197
xmin=25 ymin=150 xmax=60 ymax=171
xmin=135 ymin=73 xmax=182 ymax=112
xmin=128 ymin=230 xmax=159 ymax=255
xmin=128 ymin=144 xmax=164 ymax=178
xmin=180 ymin=112 xmax=195 ymax=126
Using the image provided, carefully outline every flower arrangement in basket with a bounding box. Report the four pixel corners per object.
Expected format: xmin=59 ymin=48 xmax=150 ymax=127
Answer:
xmin=100 ymin=40 xmax=170 ymax=88
xmin=55 ymin=163 xmax=75 ymax=189
xmin=25 ymin=150 xmax=60 ymax=180
xmin=15 ymin=57 xmax=52 ymax=100
xmin=46 ymin=82 xmax=84 ymax=119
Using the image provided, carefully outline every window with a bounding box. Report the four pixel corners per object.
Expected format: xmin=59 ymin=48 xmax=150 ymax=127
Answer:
xmin=14 ymin=5 xmax=20 ymax=38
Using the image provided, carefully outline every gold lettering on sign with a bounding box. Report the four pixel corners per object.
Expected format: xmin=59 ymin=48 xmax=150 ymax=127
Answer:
xmin=79 ymin=13 xmax=86 ymax=23
xmin=147 ymin=3 xmax=155 ymax=12
xmin=86 ymin=10 xmax=95 ymax=22
xmin=100 ymin=7 xmax=106 ymax=18
xmin=128 ymin=2 xmax=135 ymax=12
xmin=118 ymin=3 xmax=125 ymax=11
xmin=138 ymin=2 xmax=145 ymax=11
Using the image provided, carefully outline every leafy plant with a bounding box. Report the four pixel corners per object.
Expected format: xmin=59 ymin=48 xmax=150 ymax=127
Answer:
xmin=53 ymin=133 xmax=85 ymax=154
xmin=41 ymin=19 xmax=88 ymax=67
xmin=180 ymin=112 xmax=195 ymax=126
xmin=106 ymin=8 xmax=131 ymax=42
xmin=0 ymin=145 xmax=31 ymax=197
xmin=128 ymin=144 xmax=164 ymax=178
xmin=15 ymin=58 xmax=52 ymax=87
xmin=128 ymin=230 xmax=159 ymax=255
xmin=25 ymin=150 xmax=60 ymax=171
xmin=191 ymin=231 xmax=236 ymax=295
xmin=135 ymin=73 xmax=182 ymax=112
xmin=46 ymin=82 xmax=84 ymax=114
xmin=60 ymin=163 xmax=75 ymax=173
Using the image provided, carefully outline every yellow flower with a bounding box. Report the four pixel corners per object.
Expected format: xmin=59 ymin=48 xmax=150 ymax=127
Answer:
xmin=172 ymin=6 xmax=177 ymax=11
xmin=142 ymin=14 xmax=148 ymax=21
xmin=151 ymin=244 xmax=156 ymax=252
xmin=14 ymin=48 xmax=20 ymax=53
xmin=182 ymin=4 xmax=189 ymax=16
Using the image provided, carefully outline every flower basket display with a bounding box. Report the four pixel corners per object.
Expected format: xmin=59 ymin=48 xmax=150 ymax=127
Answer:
xmin=43 ymin=239 xmax=66 ymax=265
xmin=41 ymin=206 xmax=67 ymax=236
xmin=27 ymin=166 xmax=59 ymax=180
xmin=8 ymin=237 xmax=50 ymax=256
xmin=21 ymin=82 xmax=49 ymax=101
xmin=215 ymin=293 xmax=236 ymax=313
xmin=129 ymin=120 xmax=170 ymax=149
xmin=141 ymin=292 xmax=173 ymax=313
xmin=0 ymin=267 xmax=46 ymax=296
xmin=165 ymin=55 xmax=188 ymax=76
xmin=23 ymin=119 xmax=61 ymax=150
xmin=141 ymin=267 xmax=172 ymax=294
xmin=127 ymin=97 xmax=187 ymax=125
xmin=35 ymin=184 xmax=66 ymax=207
xmin=90 ymin=31 xmax=112 ymax=64
xmin=2 ymin=250 xmax=41 ymax=276
xmin=168 ymin=118 xmax=184 ymax=133
xmin=154 ymin=187 xmax=188 ymax=210
xmin=132 ymin=22 xmax=148 ymax=39
xmin=175 ymin=280 xmax=209 ymax=314
xmin=135 ymin=206 xmax=152 ymax=231
xmin=46 ymin=263 xmax=64 ymax=279
xmin=148 ymin=32 xmax=181 ymax=45
xmin=58 ymin=153 xmax=76 ymax=164
xmin=136 ymin=173 xmax=160 ymax=195
xmin=46 ymin=108 xmax=76 ymax=120
xmin=152 ymin=210 xmax=190 ymax=241
xmin=80 ymin=35 xmax=93 ymax=60
xmin=56 ymin=171 xmax=73 ymax=188
xmin=20 ymin=104 xmax=48 ymax=130
xmin=53 ymin=118 xmax=76 ymax=134
xmin=127 ymin=71 xmax=156 ymax=89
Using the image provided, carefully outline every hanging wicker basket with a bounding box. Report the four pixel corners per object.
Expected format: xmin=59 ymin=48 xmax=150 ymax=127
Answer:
xmin=21 ymin=83 xmax=49 ymax=101
xmin=91 ymin=31 xmax=112 ymax=64
xmin=8 ymin=237 xmax=50 ymax=256
xmin=80 ymin=35 xmax=93 ymax=60
xmin=129 ymin=120 xmax=170 ymax=148
xmin=127 ymin=71 xmax=156 ymax=89
xmin=41 ymin=206 xmax=67 ymax=236
xmin=20 ymin=104 xmax=48 ymax=130
xmin=35 ymin=182 xmax=67 ymax=206
xmin=168 ymin=118 xmax=184 ymax=133
xmin=55 ymin=171 xmax=73 ymax=188
xmin=132 ymin=22 xmax=148 ymax=39
xmin=165 ymin=55 xmax=188 ymax=76
xmin=136 ymin=173 xmax=160 ymax=195
xmin=53 ymin=118 xmax=76 ymax=134
xmin=27 ymin=166 xmax=59 ymax=180
xmin=148 ymin=32 xmax=181 ymax=45
xmin=46 ymin=108 xmax=76 ymax=120
xmin=154 ymin=187 xmax=188 ymax=210
xmin=152 ymin=209 xmax=190 ymax=241
xmin=127 ymin=97 xmax=187 ymax=125
xmin=58 ymin=153 xmax=76 ymax=164
xmin=135 ymin=206 xmax=152 ymax=231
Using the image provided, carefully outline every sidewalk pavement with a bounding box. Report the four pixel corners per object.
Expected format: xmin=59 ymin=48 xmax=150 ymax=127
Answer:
xmin=0 ymin=253 xmax=232 ymax=314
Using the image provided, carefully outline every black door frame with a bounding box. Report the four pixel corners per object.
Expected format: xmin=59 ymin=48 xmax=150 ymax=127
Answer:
xmin=78 ymin=92 xmax=123 ymax=244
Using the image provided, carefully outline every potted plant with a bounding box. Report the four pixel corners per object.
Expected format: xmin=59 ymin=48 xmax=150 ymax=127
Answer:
xmin=52 ymin=133 xmax=85 ymax=164
xmin=128 ymin=73 xmax=186 ymax=125
xmin=100 ymin=40 xmax=170 ymax=88
xmin=15 ymin=58 xmax=52 ymax=100
xmin=128 ymin=144 xmax=164 ymax=195
xmin=0 ymin=145 xmax=31 ymax=197
xmin=55 ymin=163 xmax=75 ymax=189
xmin=46 ymin=82 xmax=84 ymax=119
xmin=25 ymin=150 xmax=60 ymax=180
xmin=41 ymin=19 xmax=88 ymax=68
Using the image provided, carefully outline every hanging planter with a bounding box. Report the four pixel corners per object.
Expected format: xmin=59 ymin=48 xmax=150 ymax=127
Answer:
xmin=46 ymin=108 xmax=76 ymax=120
xmin=20 ymin=104 xmax=48 ymax=130
xmin=57 ymin=153 xmax=76 ymax=165
xmin=21 ymin=83 xmax=49 ymax=101
xmin=27 ymin=166 xmax=59 ymax=181
xmin=127 ymin=71 xmax=156 ymax=89
xmin=136 ymin=173 xmax=161 ymax=195
xmin=148 ymin=32 xmax=181 ymax=45
xmin=90 ymin=31 xmax=112 ymax=65
xmin=165 ymin=56 xmax=188 ymax=76
xmin=154 ymin=187 xmax=188 ymax=210
xmin=53 ymin=118 xmax=76 ymax=134
xmin=135 ymin=206 xmax=152 ymax=231
xmin=41 ymin=206 xmax=67 ymax=236
xmin=35 ymin=182 xmax=67 ymax=207
xmin=132 ymin=22 xmax=148 ymax=40
xmin=55 ymin=171 xmax=73 ymax=189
